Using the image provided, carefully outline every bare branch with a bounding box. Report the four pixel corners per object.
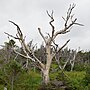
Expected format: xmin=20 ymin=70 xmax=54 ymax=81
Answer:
xmin=6 ymin=21 xmax=45 ymax=70
xmin=38 ymin=28 xmax=47 ymax=44
xmin=9 ymin=20 xmax=23 ymax=39
xmin=14 ymin=49 xmax=35 ymax=62
xmin=53 ymin=4 xmax=83 ymax=39
xmin=62 ymin=58 xmax=70 ymax=70
xmin=62 ymin=16 xmax=66 ymax=21
xmin=47 ymin=10 xmax=55 ymax=38
xmin=74 ymin=22 xmax=84 ymax=26
xmin=4 ymin=32 xmax=20 ymax=39
xmin=52 ymin=39 xmax=70 ymax=59
xmin=32 ymin=54 xmax=45 ymax=70
xmin=52 ymin=40 xmax=58 ymax=48
xmin=58 ymin=39 xmax=70 ymax=52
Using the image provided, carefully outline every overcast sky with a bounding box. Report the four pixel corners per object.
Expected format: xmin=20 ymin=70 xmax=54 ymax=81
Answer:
xmin=0 ymin=0 xmax=90 ymax=51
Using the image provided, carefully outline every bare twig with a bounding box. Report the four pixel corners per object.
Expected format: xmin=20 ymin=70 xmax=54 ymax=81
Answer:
xmin=53 ymin=4 xmax=83 ymax=40
xmin=4 ymin=32 xmax=20 ymax=39
xmin=58 ymin=39 xmax=70 ymax=52
xmin=38 ymin=28 xmax=47 ymax=44
xmin=9 ymin=20 xmax=23 ymax=39
xmin=14 ymin=49 xmax=35 ymax=61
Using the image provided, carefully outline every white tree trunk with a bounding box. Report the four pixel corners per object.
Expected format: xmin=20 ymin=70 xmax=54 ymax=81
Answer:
xmin=4 ymin=87 xmax=7 ymax=90
xmin=42 ymin=45 xmax=52 ymax=85
xmin=42 ymin=69 xmax=49 ymax=84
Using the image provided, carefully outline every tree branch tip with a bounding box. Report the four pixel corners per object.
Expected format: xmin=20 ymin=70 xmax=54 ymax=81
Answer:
xmin=4 ymin=32 xmax=6 ymax=34
xmin=67 ymin=39 xmax=70 ymax=43
xmin=46 ymin=10 xmax=48 ymax=13
xmin=68 ymin=39 xmax=70 ymax=41
xmin=8 ymin=20 xmax=14 ymax=24
xmin=46 ymin=10 xmax=54 ymax=18
xmin=74 ymin=23 xmax=84 ymax=26
xmin=62 ymin=16 xmax=66 ymax=21
xmin=70 ymin=3 xmax=76 ymax=8
xmin=52 ymin=10 xmax=54 ymax=13
xmin=51 ymin=10 xmax=54 ymax=15
xmin=72 ymin=3 xmax=76 ymax=7
xmin=46 ymin=10 xmax=49 ymax=14
xmin=4 ymin=32 xmax=9 ymax=35
xmin=46 ymin=10 xmax=50 ymax=16
xmin=38 ymin=28 xmax=41 ymax=30
xmin=8 ymin=20 xmax=12 ymax=22
xmin=8 ymin=20 xmax=18 ymax=27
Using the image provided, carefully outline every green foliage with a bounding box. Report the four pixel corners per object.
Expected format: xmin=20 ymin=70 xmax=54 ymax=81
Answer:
xmin=65 ymin=71 xmax=85 ymax=90
xmin=50 ymin=71 xmax=59 ymax=80
xmin=15 ymin=71 xmax=41 ymax=90
xmin=83 ymin=65 xmax=90 ymax=86
xmin=73 ymin=63 xmax=86 ymax=71
xmin=56 ymin=71 xmax=86 ymax=90
xmin=51 ymin=63 xmax=58 ymax=69
xmin=50 ymin=63 xmax=58 ymax=72
xmin=0 ymin=60 xmax=24 ymax=89
xmin=65 ymin=62 xmax=71 ymax=71
xmin=50 ymin=71 xmax=86 ymax=90
xmin=0 ymin=85 xmax=4 ymax=89
xmin=5 ymin=60 xmax=22 ymax=74
xmin=56 ymin=71 xmax=67 ymax=81
xmin=0 ymin=65 xmax=41 ymax=90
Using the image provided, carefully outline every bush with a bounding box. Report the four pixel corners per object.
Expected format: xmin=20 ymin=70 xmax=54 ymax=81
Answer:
xmin=73 ymin=64 xmax=85 ymax=71
xmin=83 ymin=65 xmax=90 ymax=86
xmin=67 ymin=71 xmax=85 ymax=89
xmin=15 ymin=71 xmax=41 ymax=90
xmin=56 ymin=71 xmax=86 ymax=90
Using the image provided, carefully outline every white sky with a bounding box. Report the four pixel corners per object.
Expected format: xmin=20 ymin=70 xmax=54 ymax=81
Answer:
xmin=0 ymin=0 xmax=90 ymax=51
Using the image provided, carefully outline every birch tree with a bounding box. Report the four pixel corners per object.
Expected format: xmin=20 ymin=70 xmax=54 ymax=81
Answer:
xmin=5 ymin=4 xmax=83 ymax=85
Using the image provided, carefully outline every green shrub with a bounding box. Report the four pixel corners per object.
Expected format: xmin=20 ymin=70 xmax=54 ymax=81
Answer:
xmin=65 ymin=63 xmax=71 ymax=71
xmin=56 ymin=71 xmax=86 ymax=90
xmin=0 ymin=85 xmax=4 ymax=90
xmin=15 ymin=71 xmax=41 ymax=90
xmin=66 ymin=71 xmax=86 ymax=90
xmin=73 ymin=64 xmax=85 ymax=71
xmin=83 ymin=65 xmax=90 ymax=86
xmin=50 ymin=71 xmax=59 ymax=80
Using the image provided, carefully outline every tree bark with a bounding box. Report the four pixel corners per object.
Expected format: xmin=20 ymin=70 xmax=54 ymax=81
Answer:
xmin=42 ymin=69 xmax=49 ymax=85
xmin=42 ymin=45 xmax=52 ymax=85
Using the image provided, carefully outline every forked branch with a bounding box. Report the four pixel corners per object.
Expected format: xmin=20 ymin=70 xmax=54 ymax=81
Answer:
xmin=53 ymin=4 xmax=83 ymax=39
xmin=47 ymin=10 xmax=55 ymax=38
xmin=58 ymin=39 xmax=70 ymax=52
xmin=5 ymin=21 xmax=45 ymax=70
xmin=52 ymin=39 xmax=70 ymax=58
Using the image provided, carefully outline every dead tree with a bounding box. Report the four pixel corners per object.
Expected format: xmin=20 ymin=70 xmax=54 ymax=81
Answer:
xmin=69 ymin=50 xmax=77 ymax=71
xmin=55 ymin=48 xmax=77 ymax=72
xmin=5 ymin=4 xmax=83 ymax=85
xmin=55 ymin=48 xmax=70 ymax=71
